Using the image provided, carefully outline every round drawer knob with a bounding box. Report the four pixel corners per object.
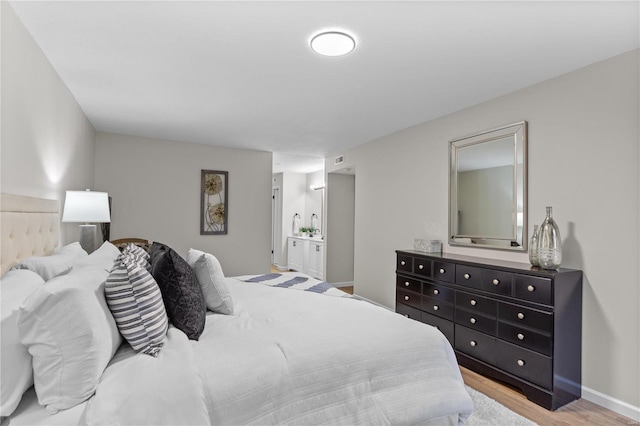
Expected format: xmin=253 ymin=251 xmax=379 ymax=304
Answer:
xmin=404 ymin=281 xmax=410 ymax=287
xmin=517 ymin=333 xmax=525 ymax=341
xmin=404 ymin=314 xmax=409 ymax=318
xmin=492 ymin=278 xmax=500 ymax=285
xmin=404 ymin=295 xmax=410 ymax=301
xmin=439 ymin=268 xmax=445 ymax=274
xmin=517 ymin=312 xmax=525 ymax=320
xmin=464 ymin=273 xmax=470 ymax=280
xmin=400 ymin=261 xmax=406 ymax=266
xmin=418 ymin=264 xmax=424 ymax=270
xmin=517 ymin=359 xmax=525 ymax=367
xmin=433 ymin=305 xmax=439 ymax=311
xmin=527 ymin=285 xmax=535 ymax=292
xmin=470 ymin=318 xmax=476 ymax=324
xmin=470 ymin=341 xmax=477 ymax=347
xmin=470 ymin=299 xmax=477 ymax=306
xmin=433 ymin=289 xmax=439 ymax=295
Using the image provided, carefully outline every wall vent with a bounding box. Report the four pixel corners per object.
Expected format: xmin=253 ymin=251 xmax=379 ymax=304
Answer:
xmin=334 ymin=155 xmax=344 ymax=166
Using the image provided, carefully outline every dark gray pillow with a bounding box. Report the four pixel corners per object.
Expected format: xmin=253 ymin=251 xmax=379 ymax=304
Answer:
xmin=149 ymin=242 xmax=206 ymax=340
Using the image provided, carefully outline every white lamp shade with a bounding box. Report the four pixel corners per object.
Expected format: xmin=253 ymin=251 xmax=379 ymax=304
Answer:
xmin=62 ymin=190 xmax=111 ymax=223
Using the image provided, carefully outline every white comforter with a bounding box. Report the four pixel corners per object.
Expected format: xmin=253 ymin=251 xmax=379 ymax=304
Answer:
xmin=192 ymin=275 xmax=473 ymax=425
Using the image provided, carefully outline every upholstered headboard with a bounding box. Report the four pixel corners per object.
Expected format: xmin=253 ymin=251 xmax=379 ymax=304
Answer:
xmin=1 ymin=193 xmax=60 ymax=276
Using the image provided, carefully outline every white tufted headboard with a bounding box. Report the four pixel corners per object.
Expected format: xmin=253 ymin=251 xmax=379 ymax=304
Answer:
xmin=1 ymin=193 xmax=60 ymax=276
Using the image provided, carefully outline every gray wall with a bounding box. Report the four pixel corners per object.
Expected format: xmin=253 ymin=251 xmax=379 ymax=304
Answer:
xmin=326 ymin=173 xmax=355 ymax=284
xmin=94 ymin=132 xmax=272 ymax=276
xmin=326 ymin=50 xmax=639 ymax=412
xmin=1 ymin=2 xmax=96 ymax=245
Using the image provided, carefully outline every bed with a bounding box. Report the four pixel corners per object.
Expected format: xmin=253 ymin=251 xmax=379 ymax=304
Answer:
xmin=1 ymin=193 xmax=473 ymax=425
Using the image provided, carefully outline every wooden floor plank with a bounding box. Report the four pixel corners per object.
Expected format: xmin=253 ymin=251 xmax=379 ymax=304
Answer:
xmin=460 ymin=366 xmax=638 ymax=425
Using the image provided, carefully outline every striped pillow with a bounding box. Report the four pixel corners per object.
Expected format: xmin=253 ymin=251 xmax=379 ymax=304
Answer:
xmin=124 ymin=243 xmax=151 ymax=270
xmin=105 ymin=254 xmax=168 ymax=357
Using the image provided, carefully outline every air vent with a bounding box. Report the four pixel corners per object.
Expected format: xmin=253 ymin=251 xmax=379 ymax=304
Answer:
xmin=334 ymin=155 xmax=344 ymax=166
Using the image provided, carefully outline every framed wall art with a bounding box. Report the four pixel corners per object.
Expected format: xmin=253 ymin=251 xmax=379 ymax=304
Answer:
xmin=201 ymin=170 xmax=228 ymax=235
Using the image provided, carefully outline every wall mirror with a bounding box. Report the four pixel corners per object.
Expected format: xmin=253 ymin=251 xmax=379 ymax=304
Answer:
xmin=449 ymin=121 xmax=527 ymax=251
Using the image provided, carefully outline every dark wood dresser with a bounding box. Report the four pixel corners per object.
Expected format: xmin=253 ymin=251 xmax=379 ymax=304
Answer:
xmin=395 ymin=250 xmax=582 ymax=410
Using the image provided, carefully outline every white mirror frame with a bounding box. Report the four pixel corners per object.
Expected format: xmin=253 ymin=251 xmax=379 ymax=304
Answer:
xmin=449 ymin=121 xmax=528 ymax=251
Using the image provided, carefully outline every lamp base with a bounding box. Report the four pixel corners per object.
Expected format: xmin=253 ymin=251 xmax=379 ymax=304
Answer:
xmin=78 ymin=224 xmax=97 ymax=254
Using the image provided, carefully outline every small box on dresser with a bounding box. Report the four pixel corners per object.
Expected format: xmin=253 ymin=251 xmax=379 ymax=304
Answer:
xmin=395 ymin=250 xmax=583 ymax=411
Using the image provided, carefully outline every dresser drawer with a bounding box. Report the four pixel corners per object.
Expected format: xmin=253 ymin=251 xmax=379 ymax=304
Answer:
xmin=499 ymin=302 xmax=552 ymax=333
xmin=433 ymin=261 xmax=455 ymax=283
xmin=397 ymin=255 xmax=413 ymax=273
xmin=498 ymin=322 xmax=552 ymax=356
xmin=496 ymin=340 xmax=552 ymax=390
xmin=515 ymin=275 xmax=552 ymax=305
xmin=456 ymin=265 xmax=484 ymax=290
xmin=456 ymin=291 xmax=497 ymax=317
xmin=422 ymin=296 xmax=454 ymax=320
xmin=421 ymin=312 xmax=454 ymax=345
xmin=397 ymin=276 xmax=421 ymax=294
xmin=423 ymin=281 xmax=454 ymax=303
xmin=455 ymin=309 xmax=496 ymax=335
xmin=413 ymin=258 xmax=432 ymax=278
xmin=396 ymin=289 xmax=421 ymax=310
xmin=455 ymin=326 xmax=496 ymax=365
xmin=396 ymin=303 xmax=422 ymax=321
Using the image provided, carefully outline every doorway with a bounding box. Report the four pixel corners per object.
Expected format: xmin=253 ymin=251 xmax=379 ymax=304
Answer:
xmin=326 ymin=169 xmax=355 ymax=287
xmin=271 ymin=186 xmax=281 ymax=266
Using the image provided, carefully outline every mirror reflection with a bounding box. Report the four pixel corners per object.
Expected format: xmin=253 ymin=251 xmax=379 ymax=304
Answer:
xmin=449 ymin=122 xmax=527 ymax=251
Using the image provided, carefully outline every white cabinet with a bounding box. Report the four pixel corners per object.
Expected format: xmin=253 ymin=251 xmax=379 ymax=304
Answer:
xmin=307 ymin=240 xmax=324 ymax=280
xmin=287 ymin=237 xmax=305 ymax=272
xmin=287 ymin=237 xmax=324 ymax=280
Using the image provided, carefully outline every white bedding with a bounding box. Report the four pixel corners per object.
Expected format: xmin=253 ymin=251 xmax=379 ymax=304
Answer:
xmin=7 ymin=273 xmax=473 ymax=425
xmin=192 ymin=275 xmax=473 ymax=425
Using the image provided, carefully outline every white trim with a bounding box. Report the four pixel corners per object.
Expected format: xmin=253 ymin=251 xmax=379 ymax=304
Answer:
xmin=272 ymin=264 xmax=289 ymax=271
xmin=582 ymin=385 xmax=640 ymax=422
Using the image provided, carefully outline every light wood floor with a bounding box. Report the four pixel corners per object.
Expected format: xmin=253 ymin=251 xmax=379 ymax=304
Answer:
xmin=461 ymin=366 xmax=638 ymax=425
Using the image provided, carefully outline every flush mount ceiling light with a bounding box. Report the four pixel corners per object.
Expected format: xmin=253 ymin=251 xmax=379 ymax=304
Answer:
xmin=310 ymin=31 xmax=356 ymax=57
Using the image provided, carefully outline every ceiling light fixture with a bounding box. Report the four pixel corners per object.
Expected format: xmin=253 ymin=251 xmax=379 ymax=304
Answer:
xmin=310 ymin=31 xmax=356 ymax=57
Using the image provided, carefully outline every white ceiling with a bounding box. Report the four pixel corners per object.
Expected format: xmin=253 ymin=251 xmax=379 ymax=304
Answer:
xmin=9 ymin=1 xmax=639 ymax=173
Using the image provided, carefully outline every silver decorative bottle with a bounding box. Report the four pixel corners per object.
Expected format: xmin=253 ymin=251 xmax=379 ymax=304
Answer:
xmin=528 ymin=224 xmax=540 ymax=267
xmin=538 ymin=206 xmax=562 ymax=269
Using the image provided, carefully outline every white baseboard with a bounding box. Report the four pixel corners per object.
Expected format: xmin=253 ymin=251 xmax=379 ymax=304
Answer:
xmin=272 ymin=264 xmax=289 ymax=271
xmin=582 ymin=385 xmax=640 ymax=422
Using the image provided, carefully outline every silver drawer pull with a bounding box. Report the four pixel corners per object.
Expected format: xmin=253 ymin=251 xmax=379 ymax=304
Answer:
xmin=492 ymin=278 xmax=500 ymax=285
xmin=433 ymin=289 xmax=439 ymax=295
xmin=400 ymin=261 xmax=406 ymax=266
xmin=517 ymin=312 xmax=525 ymax=320
xmin=470 ymin=299 xmax=477 ymax=306
xmin=404 ymin=295 xmax=410 ymax=301
xmin=439 ymin=268 xmax=445 ymax=274
xmin=470 ymin=318 xmax=476 ymax=324
xmin=464 ymin=273 xmax=470 ymax=279
xmin=517 ymin=359 xmax=525 ymax=367
xmin=433 ymin=305 xmax=439 ymax=311
xmin=404 ymin=281 xmax=410 ymax=287
xmin=470 ymin=341 xmax=477 ymax=347
xmin=527 ymin=285 xmax=535 ymax=292
xmin=403 ymin=314 xmax=409 ymax=318
xmin=418 ymin=264 xmax=424 ymax=270
xmin=517 ymin=333 xmax=525 ymax=341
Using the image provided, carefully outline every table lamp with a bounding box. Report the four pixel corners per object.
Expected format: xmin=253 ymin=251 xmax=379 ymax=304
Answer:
xmin=62 ymin=189 xmax=111 ymax=253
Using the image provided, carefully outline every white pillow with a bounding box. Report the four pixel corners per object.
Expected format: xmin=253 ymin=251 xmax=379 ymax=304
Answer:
xmin=0 ymin=269 xmax=45 ymax=418
xmin=186 ymin=249 xmax=234 ymax=315
xmin=17 ymin=266 xmax=122 ymax=413
xmin=14 ymin=242 xmax=87 ymax=281
xmin=70 ymin=241 xmax=120 ymax=272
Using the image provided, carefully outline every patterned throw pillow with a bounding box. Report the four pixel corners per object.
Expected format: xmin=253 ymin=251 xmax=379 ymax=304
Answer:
xmin=149 ymin=242 xmax=206 ymax=340
xmin=124 ymin=243 xmax=151 ymax=270
xmin=105 ymin=254 xmax=168 ymax=356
